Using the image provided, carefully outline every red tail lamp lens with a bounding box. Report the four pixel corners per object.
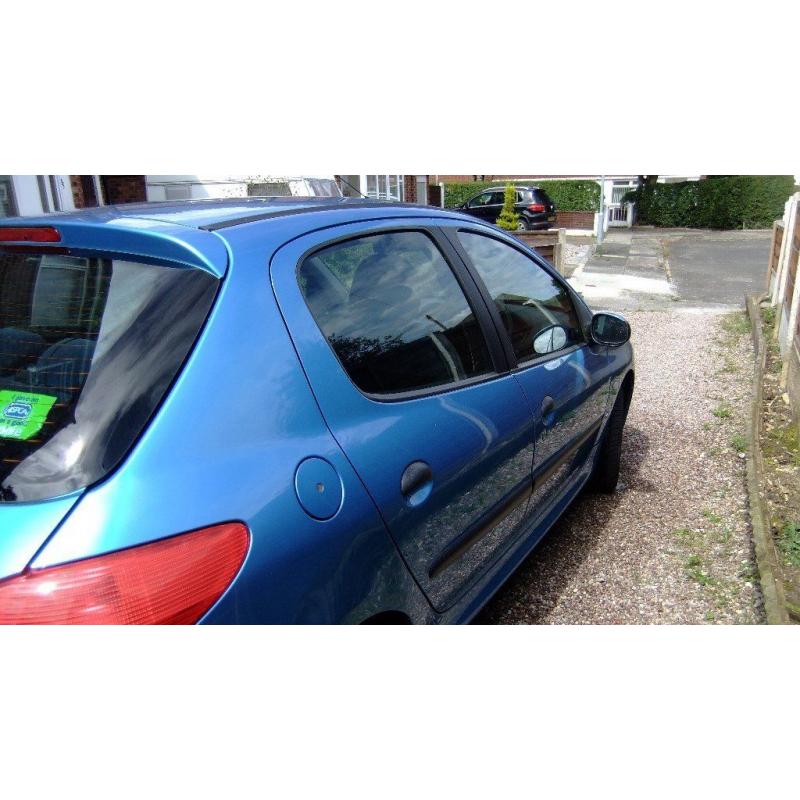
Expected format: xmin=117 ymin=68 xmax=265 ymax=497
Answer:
xmin=0 ymin=227 xmax=61 ymax=243
xmin=0 ymin=523 xmax=250 ymax=625
xmin=527 ymin=203 xmax=546 ymax=212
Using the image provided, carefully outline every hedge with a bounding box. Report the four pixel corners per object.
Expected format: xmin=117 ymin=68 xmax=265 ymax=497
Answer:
xmin=443 ymin=180 xmax=600 ymax=212
xmin=635 ymin=176 xmax=795 ymax=229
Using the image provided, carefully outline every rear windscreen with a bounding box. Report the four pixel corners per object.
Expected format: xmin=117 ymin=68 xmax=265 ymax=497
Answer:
xmin=0 ymin=252 xmax=218 ymax=502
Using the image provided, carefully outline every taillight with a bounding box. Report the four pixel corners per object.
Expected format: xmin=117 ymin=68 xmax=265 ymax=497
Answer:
xmin=0 ymin=523 xmax=250 ymax=624
xmin=0 ymin=226 xmax=61 ymax=243
xmin=527 ymin=203 xmax=546 ymax=213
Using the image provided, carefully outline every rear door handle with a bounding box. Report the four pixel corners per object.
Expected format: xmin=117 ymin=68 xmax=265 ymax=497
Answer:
xmin=541 ymin=396 xmax=555 ymax=417
xmin=400 ymin=460 xmax=433 ymax=505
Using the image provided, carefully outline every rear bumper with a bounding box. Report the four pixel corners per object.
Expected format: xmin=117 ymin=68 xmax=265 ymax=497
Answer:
xmin=521 ymin=211 xmax=554 ymax=230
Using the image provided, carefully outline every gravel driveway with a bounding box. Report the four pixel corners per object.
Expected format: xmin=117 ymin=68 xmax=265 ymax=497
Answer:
xmin=478 ymin=309 xmax=764 ymax=624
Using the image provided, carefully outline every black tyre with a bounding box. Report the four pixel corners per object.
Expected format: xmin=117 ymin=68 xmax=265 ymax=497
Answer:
xmin=516 ymin=218 xmax=530 ymax=231
xmin=591 ymin=388 xmax=629 ymax=494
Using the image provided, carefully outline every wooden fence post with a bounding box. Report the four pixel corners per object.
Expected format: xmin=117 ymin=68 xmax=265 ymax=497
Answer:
xmin=765 ymin=219 xmax=780 ymax=293
xmin=555 ymin=228 xmax=566 ymax=274
xmin=781 ymin=216 xmax=800 ymax=381
xmin=772 ymin=194 xmax=798 ymax=342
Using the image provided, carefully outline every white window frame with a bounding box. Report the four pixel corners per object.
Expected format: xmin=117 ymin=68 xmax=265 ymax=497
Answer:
xmin=360 ymin=174 xmax=405 ymax=202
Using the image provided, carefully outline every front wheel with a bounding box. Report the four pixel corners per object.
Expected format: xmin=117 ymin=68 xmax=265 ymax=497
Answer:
xmin=590 ymin=388 xmax=629 ymax=493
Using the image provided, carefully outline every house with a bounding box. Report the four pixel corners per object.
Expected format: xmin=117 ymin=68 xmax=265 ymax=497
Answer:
xmin=0 ymin=175 xmax=147 ymax=217
xmin=144 ymin=175 xmax=344 ymax=201
xmin=430 ymin=175 xmax=702 ymax=231
xmin=0 ymin=174 xmax=439 ymax=219
xmin=337 ymin=175 xmax=431 ymax=204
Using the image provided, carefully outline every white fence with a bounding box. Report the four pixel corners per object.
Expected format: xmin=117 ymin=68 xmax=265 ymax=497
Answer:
xmin=766 ymin=193 xmax=800 ymax=391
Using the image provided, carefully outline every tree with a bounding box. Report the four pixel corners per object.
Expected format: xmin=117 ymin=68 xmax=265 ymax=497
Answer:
xmin=495 ymin=183 xmax=520 ymax=231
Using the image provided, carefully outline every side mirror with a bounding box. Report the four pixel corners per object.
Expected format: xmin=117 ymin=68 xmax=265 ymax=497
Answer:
xmin=590 ymin=312 xmax=631 ymax=347
xmin=533 ymin=325 xmax=568 ymax=355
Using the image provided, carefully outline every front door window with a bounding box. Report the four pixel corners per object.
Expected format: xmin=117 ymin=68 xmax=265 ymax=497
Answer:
xmin=457 ymin=231 xmax=583 ymax=363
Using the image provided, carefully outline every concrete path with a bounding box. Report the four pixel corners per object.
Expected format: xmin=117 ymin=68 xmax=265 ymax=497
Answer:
xmin=667 ymin=230 xmax=772 ymax=307
xmin=569 ymin=230 xmax=673 ymax=311
xmin=568 ymin=228 xmax=773 ymax=312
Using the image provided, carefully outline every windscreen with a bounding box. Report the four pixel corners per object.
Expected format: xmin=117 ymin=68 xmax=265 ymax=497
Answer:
xmin=0 ymin=252 xmax=217 ymax=502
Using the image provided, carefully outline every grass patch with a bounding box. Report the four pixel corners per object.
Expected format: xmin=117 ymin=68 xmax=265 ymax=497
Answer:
xmin=673 ymin=527 xmax=703 ymax=548
xmin=721 ymin=312 xmax=752 ymax=338
xmin=715 ymin=527 xmax=733 ymax=545
xmin=761 ymin=305 xmax=776 ymax=332
xmin=702 ymin=509 xmax=723 ymax=525
xmin=778 ymin=521 xmax=800 ymax=567
xmin=716 ymin=358 xmax=740 ymax=375
xmin=738 ymin=561 xmax=758 ymax=582
xmin=730 ymin=434 xmax=747 ymax=452
xmin=713 ymin=404 xmax=733 ymax=419
xmin=685 ymin=554 xmax=714 ymax=586
xmin=766 ymin=423 xmax=800 ymax=465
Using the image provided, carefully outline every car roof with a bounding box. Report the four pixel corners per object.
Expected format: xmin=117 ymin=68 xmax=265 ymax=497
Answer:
xmin=474 ymin=185 xmax=539 ymax=193
xmin=0 ymin=198 xmax=487 ymax=278
xmin=0 ymin=197 xmax=466 ymax=232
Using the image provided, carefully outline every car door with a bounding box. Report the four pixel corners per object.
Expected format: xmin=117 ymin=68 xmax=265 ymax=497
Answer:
xmin=464 ymin=191 xmax=494 ymax=222
xmin=449 ymin=226 xmax=613 ymax=517
xmin=270 ymin=221 xmax=537 ymax=612
xmin=484 ymin=190 xmax=505 ymax=224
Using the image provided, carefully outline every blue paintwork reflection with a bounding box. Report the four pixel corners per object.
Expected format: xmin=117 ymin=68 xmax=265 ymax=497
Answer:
xmin=271 ymin=220 xmax=537 ymax=612
xmin=0 ymin=201 xmax=634 ymax=623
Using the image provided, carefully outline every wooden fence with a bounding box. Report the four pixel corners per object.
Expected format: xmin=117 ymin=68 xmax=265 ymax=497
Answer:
xmin=767 ymin=219 xmax=784 ymax=292
xmin=512 ymin=228 xmax=565 ymax=273
xmin=767 ymin=192 xmax=800 ymax=416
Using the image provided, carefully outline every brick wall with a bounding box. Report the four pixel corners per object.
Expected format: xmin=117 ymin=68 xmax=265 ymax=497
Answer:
xmin=101 ymin=176 xmax=146 ymax=205
xmin=70 ymin=175 xmax=146 ymax=207
xmin=70 ymin=176 xmax=86 ymax=208
xmin=404 ymin=175 xmax=417 ymax=203
xmin=555 ymin=210 xmax=594 ymax=230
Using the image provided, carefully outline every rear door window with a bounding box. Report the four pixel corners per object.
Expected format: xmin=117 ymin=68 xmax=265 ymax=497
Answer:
xmin=457 ymin=231 xmax=583 ymax=363
xmin=298 ymin=231 xmax=493 ymax=395
xmin=0 ymin=252 xmax=217 ymax=502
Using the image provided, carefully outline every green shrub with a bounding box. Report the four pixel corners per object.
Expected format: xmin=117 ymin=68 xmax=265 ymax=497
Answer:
xmin=495 ymin=183 xmax=520 ymax=231
xmin=443 ymin=181 xmax=502 ymax=208
xmin=636 ymin=176 xmax=794 ymax=229
xmin=443 ymin=179 xmax=600 ymax=211
xmin=537 ymin=180 xmax=600 ymax=212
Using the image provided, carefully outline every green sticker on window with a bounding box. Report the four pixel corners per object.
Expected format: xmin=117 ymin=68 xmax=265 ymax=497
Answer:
xmin=0 ymin=390 xmax=57 ymax=440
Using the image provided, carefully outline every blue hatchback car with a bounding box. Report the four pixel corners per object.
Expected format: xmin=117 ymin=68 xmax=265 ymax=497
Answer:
xmin=0 ymin=198 xmax=633 ymax=624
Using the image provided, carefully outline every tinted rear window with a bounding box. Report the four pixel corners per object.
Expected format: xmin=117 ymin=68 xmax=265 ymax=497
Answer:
xmin=298 ymin=231 xmax=493 ymax=395
xmin=0 ymin=252 xmax=217 ymax=502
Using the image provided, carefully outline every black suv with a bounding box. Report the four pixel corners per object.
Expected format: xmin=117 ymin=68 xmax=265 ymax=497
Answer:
xmin=456 ymin=185 xmax=556 ymax=230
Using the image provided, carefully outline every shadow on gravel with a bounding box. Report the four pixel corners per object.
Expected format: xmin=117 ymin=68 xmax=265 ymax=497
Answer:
xmin=475 ymin=425 xmax=650 ymax=623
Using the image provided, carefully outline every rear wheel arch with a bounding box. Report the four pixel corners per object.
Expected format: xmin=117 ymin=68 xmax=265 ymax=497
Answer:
xmin=621 ymin=369 xmax=634 ymax=411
